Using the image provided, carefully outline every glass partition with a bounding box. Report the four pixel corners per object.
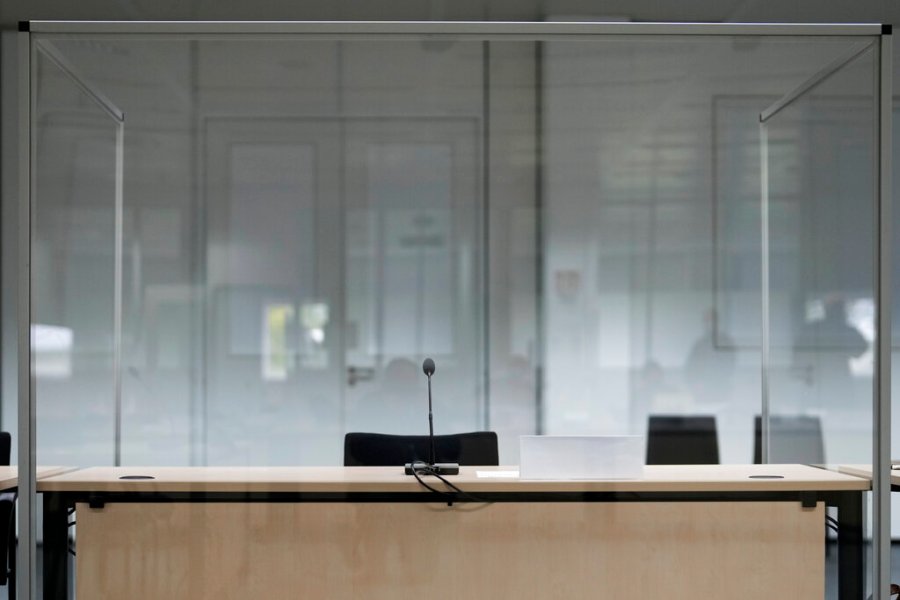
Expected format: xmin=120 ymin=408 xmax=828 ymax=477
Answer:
xmin=32 ymin=41 xmax=124 ymax=469
xmin=761 ymin=42 xmax=878 ymax=466
xmin=21 ymin=22 xmax=889 ymax=600
xmin=541 ymin=36 xmax=883 ymax=467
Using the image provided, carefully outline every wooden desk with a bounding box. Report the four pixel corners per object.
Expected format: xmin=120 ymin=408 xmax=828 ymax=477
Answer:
xmin=38 ymin=464 xmax=869 ymax=600
xmin=0 ymin=467 xmax=19 ymax=491
xmin=0 ymin=466 xmax=79 ymax=491
xmin=837 ymin=464 xmax=900 ymax=488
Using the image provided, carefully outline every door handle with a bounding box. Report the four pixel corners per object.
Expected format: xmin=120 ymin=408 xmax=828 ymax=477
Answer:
xmin=347 ymin=366 xmax=376 ymax=387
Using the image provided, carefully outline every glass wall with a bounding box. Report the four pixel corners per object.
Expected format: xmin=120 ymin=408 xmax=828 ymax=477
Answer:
xmin=28 ymin=31 xmax=886 ymax=468
xmin=30 ymin=37 xmax=490 ymax=468
xmin=32 ymin=45 xmax=122 ymax=469
xmin=541 ymin=36 xmax=882 ymax=466
xmin=21 ymin=23 xmax=888 ymax=599
xmin=762 ymin=43 xmax=878 ymax=466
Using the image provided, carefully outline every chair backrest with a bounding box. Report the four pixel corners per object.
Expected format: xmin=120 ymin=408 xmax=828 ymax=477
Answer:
xmin=0 ymin=433 xmax=10 ymax=467
xmin=646 ymin=415 xmax=719 ymax=465
xmin=753 ymin=415 xmax=824 ymax=465
xmin=344 ymin=431 xmax=499 ymax=467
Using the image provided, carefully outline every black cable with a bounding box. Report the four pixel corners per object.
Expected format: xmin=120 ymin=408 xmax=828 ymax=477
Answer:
xmin=427 ymin=470 xmax=490 ymax=504
xmin=409 ymin=463 xmax=491 ymax=505
xmin=410 ymin=463 xmax=453 ymax=497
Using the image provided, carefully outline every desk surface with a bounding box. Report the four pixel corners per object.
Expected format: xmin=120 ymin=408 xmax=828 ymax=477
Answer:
xmin=36 ymin=464 xmax=869 ymax=493
xmin=0 ymin=466 xmax=78 ymax=491
xmin=837 ymin=464 xmax=900 ymax=485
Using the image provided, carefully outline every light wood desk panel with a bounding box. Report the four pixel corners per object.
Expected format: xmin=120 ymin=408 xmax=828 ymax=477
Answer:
xmin=837 ymin=464 xmax=900 ymax=486
xmin=76 ymin=500 xmax=824 ymax=600
xmin=0 ymin=466 xmax=79 ymax=490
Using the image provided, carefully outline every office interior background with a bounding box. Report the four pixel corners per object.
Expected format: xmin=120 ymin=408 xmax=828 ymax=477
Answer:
xmin=0 ymin=0 xmax=898 ymax=546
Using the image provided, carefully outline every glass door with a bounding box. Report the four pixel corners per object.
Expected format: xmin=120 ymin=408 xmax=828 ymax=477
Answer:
xmin=204 ymin=119 xmax=343 ymax=465
xmin=342 ymin=119 xmax=483 ymax=437
xmin=204 ymin=117 xmax=484 ymax=463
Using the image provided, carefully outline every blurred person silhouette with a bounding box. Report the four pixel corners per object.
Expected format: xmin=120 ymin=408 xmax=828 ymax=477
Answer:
xmin=793 ymin=295 xmax=868 ymax=399
xmin=631 ymin=358 xmax=680 ymax=431
xmin=684 ymin=309 xmax=736 ymax=406
xmin=346 ymin=357 xmax=420 ymax=434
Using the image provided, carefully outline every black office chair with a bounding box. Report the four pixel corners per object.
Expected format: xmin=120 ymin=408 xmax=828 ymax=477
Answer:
xmin=646 ymin=415 xmax=719 ymax=465
xmin=753 ymin=415 xmax=825 ymax=465
xmin=0 ymin=432 xmax=14 ymax=599
xmin=343 ymin=431 xmax=499 ymax=467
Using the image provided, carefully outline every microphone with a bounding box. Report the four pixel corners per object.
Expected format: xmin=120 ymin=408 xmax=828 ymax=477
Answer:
xmin=405 ymin=357 xmax=459 ymax=476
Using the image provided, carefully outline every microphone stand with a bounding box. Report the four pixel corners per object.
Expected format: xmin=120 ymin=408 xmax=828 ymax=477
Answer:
xmin=405 ymin=358 xmax=459 ymax=476
xmin=428 ymin=373 xmax=436 ymax=466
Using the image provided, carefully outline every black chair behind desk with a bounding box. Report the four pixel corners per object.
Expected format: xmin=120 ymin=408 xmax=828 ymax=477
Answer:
xmin=646 ymin=416 xmax=719 ymax=465
xmin=0 ymin=432 xmax=13 ymax=599
xmin=343 ymin=431 xmax=499 ymax=467
xmin=753 ymin=415 xmax=825 ymax=465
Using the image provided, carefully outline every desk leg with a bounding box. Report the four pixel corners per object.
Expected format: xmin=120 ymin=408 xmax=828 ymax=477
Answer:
xmin=43 ymin=493 xmax=69 ymax=600
xmin=836 ymin=491 xmax=864 ymax=600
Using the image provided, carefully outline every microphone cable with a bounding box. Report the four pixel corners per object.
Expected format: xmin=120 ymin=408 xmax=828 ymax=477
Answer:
xmin=408 ymin=463 xmax=491 ymax=506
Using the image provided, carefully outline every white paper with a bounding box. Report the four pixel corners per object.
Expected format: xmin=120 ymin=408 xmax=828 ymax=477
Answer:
xmin=476 ymin=470 xmax=519 ymax=478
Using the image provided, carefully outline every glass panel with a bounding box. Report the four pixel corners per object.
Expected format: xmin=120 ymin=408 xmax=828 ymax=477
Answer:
xmin=33 ymin=47 xmax=120 ymax=468
xmin=32 ymin=37 xmax=488 ymax=470
xmin=762 ymin=46 xmax=877 ymax=465
xmin=761 ymin=43 xmax=879 ymax=598
xmin=541 ymin=36 xmax=876 ymax=465
xmin=343 ymin=121 xmax=481 ymax=436
xmin=25 ymin=26 xmax=884 ymax=600
xmin=203 ymin=120 xmax=342 ymax=465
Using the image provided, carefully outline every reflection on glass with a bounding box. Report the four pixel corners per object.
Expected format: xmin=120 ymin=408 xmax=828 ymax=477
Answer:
xmin=23 ymin=28 xmax=889 ymax=600
xmin=33 ymin=50 xmax=120 ymax=467
xmin=683 ymin=309 xmax=736 ymax=407
xmin=262 ymin=303 xmax=295 ymax=382
xmin=762 ymin=46 xmax=876 ymax=466
xmin=300 ymin=302 xmax=329 ymax=367
xmin=25 ymin=33 xmax=881 ymax=473
xmin=33 ymin=324 xmax=74 ymax=379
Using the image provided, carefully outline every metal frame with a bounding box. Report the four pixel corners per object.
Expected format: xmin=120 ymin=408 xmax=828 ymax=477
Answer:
xmin=874 ymin=30 xmax=893 ymax=600
xmin=760 ymin=41 xmax=876 ymax=123
xmin=758 ymin=123 xmax=769 ymax=465
xmin=17 ymin=28 xmax=35 ymax=600
xmin=31 ymin=40 xmax=124 ymax=122
xmin=21 ymin=21 xmax=886 ymax=36
xmin=16 ymin=19 xmax=891 ymax=600
xmin=19 ymin=26 xmax=127 ymax=600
